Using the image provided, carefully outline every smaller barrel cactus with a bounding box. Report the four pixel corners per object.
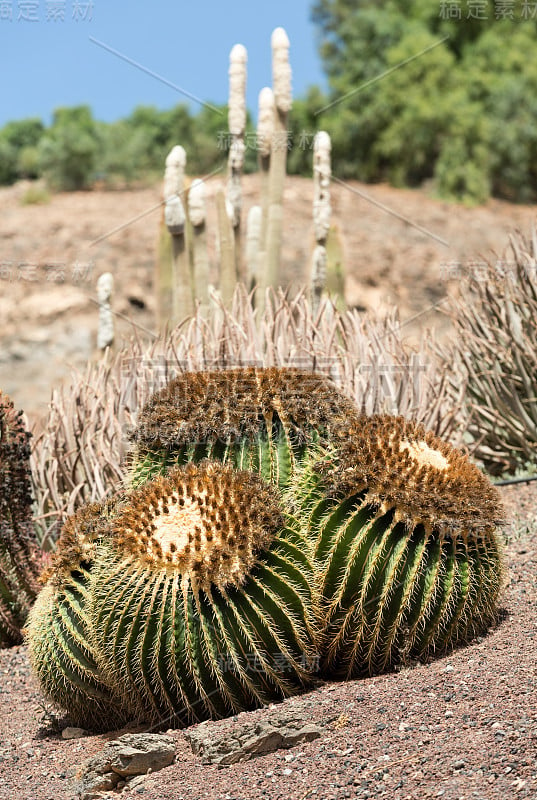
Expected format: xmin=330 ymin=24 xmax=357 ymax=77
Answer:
xmin=128 ymin=366 xmax=358 ymax=490
xmin=306 ymin=414 xmax=505 ymax=678
xmin=25 ymin=501 xmax=132 ymax=730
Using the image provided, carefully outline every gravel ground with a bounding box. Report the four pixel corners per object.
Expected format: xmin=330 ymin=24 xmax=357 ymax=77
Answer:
xmin=1 ymin=482 xmax=536 ymax=800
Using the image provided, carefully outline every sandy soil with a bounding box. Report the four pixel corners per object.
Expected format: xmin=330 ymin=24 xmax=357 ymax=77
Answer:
xmin=1 ymin=175 xmax=536 ymax=425
xmin=1 ymin=482 xmax=536 ymax=800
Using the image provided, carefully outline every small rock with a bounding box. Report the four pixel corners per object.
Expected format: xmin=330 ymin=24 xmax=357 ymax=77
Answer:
xmin=75 ymin=733 xmax=175 ymax=800
xmin=62 ymin=727 xmax=88 ymax=740
xmin=185 ymin=708 xmax=327 ymax=765
xmin=128 ymin=775 xmax=147 ymax=789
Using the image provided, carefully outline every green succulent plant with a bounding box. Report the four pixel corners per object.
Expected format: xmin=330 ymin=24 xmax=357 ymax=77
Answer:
xmin=26 ymin=367 xmax=505 ymax=731
xmin=90 ymin=461 xmax=317 ymax=727
xmin=27 ymin=460 xmax=318 ymax=730
xmin=300 ymin=414 xmax=505 ymax=677
xmin=128 ymin=366 xmax=358 ymax=490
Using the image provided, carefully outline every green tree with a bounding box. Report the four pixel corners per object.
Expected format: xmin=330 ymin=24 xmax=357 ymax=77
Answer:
xmin=38 ymin=106 xmax=99 ymax=190
xmin=312 ymin=0 xmax=537 ymax=203
xmin=0 ymin=118 xmax=44 ymax=184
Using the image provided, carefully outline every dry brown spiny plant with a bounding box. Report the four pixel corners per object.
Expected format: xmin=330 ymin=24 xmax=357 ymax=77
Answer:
xmin=0 ymin=391 xmax=43 ymax=645
xmin=443 ymin=227 xmax=537 ymax=475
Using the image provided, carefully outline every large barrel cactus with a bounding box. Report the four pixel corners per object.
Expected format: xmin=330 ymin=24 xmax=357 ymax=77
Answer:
xmin=89 ymin=461 xmax=316 ymax=726
xmin=27 ymin=459 xmax=318 ymax=730
xmin=26 ymin=367 xmax=505 ymax=731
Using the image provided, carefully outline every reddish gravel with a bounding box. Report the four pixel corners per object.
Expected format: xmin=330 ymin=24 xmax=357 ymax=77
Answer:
xmin=1 ymin=482 xmax=536 ymax=800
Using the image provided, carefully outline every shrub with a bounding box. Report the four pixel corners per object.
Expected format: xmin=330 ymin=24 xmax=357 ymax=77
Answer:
xmin=37 ymin=106 xmax=99 ymax=191
xmin=0 ymin=392 xmax=42 ymax=645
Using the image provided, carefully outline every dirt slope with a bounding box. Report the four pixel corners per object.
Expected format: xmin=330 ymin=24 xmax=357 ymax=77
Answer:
xmin=1 ymin=175 xmax=535 ymax=424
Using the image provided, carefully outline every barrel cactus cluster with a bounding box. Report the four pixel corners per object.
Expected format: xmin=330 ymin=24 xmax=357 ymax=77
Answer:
xmin=25 ymin=367 xmax=505 ymax=731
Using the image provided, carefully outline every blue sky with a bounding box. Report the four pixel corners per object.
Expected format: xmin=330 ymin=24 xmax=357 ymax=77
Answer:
xmin=0 ymin=0 xmax=326 ymax=127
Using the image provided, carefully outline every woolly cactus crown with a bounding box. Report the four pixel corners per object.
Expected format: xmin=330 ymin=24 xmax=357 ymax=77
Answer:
xmin=132 ymin=366 xmax=357 ymax=450
xmin=112 ymin=461 xmax=283 ymax=590
xmin=324 ymin=415 xmax=504 ymax=535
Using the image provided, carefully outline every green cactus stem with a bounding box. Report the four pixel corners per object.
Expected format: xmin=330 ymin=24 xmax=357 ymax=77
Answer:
xmin=188 ymin=178 xmax=210 ymax=315
xmin=227 ymin=43 xmax=247 ymax=283
xmin=264 ymin=28 xmax=292 ymax=294
xmin=216 ymin=188 xmax=236 ymax=306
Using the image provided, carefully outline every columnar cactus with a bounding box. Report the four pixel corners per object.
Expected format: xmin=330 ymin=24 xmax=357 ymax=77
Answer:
xmin=245 ymin=205 xmax=262 ymax=291
xmin=96 ymin=272 xmax=114 ymax=351
xmin=188 ymin=178 xmax=210 ymax=314
xmin=0 ymin=391 xmax=42 ymax=645
xmin=164 ymin=145 xmax=193 ymax=324
xmin=311 ymin=132 xmax=331 ymax=313
xmin=216 ymin=188 xmax=236 ymax=306
xmin=255 ymin=86 xmax=275 ymax=310
xmin=227 ymin=43 xmax=247 ymax=282
xmin=264 ymin=28 xmax=292 ymax=295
